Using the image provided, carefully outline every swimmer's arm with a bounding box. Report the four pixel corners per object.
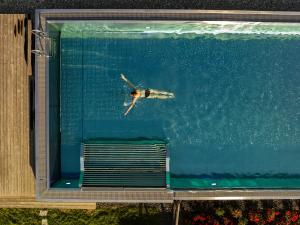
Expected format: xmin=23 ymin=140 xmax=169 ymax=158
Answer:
xmin=124 ymin=97 xmax=138 ymax=116
xmin=120 ymin=74 xmax=136 ymax=89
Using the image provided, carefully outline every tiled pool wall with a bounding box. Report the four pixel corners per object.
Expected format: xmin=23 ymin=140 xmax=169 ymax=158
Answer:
xmin=49 ymin=20 xmax=300 ymax=189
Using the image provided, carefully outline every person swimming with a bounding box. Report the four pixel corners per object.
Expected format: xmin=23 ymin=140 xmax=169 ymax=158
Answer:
xmin=121 ymin=74 xmax=175 ymax=116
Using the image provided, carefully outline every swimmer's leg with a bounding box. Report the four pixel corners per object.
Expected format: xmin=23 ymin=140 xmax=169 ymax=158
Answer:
xmin=148 ymin=93 xmax=175 ymax=99
xmin=157 ymin=91 xmax=175 ymax=98
xmin=163 ymin=93 xmax=175 ymax=98
xmin=169 ymin=93 xmax=175 ymax=98
xmin=148 ymin=89 xmax=167 ymax=94
xmin=157 ymin=95 xmax=172 ymax=99
xmin=149 ymin=89 xmax=175 ymax=97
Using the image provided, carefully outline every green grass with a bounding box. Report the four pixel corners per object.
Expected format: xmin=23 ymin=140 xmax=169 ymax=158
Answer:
xmin=0 ymin=205 xmax=166 ymax=225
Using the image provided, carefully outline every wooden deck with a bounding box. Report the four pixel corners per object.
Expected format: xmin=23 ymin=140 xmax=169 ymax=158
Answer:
xmin=0 ymin=14 xmax=34 ymax=198
xmin=0 ymin=14 xmax=95 ymax=209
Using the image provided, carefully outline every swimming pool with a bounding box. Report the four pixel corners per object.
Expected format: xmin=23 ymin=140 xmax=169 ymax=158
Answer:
xmin=46 ymin=20 xmax=300 ymax=190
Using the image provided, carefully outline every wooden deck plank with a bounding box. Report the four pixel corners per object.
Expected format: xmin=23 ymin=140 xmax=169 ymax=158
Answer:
xmin=2 ymin=15 xmax=10 ymax=196
xmin=0 ymin=15 xmax=3 ymax=195
xmin=12 ymin=14 xmax=18 ymax=195
xmin=16 ymin=14 xmax=22 ymax=196
xmin=22 ymin=15 xmax=27 ymax=197
xmin=0 ymin=198 xmax=96 ymax=209
xmin=26 ymin=17 xmax=32 ymax=196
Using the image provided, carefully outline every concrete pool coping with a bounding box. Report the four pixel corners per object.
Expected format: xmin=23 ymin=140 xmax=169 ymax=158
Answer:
xmin=35 ymin=9 xmax=300 ymax=202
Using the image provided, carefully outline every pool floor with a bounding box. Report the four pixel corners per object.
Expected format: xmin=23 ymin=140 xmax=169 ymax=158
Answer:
xmin=59 ymin=25 xmax=300 ymax=188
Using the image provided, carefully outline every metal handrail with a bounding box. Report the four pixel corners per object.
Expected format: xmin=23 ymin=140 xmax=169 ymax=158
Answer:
xmin=31 ymin=49 xmax=51 ymax=58
xmin=32 ymin=29 xmax=52 ymax=57
xmin=32 ymin=29 xmax=50 ymax=39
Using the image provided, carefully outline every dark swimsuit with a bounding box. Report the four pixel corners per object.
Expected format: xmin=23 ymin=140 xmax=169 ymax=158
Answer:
xmin=145 ymin=89 xmax=151 ymax=98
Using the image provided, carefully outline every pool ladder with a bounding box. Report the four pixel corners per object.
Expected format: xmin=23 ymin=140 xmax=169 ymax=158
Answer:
xmin=31 ymin=29 xmax=53 ymax=57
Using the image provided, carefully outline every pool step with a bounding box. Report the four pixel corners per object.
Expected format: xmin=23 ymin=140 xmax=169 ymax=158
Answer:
xmin=80 ymin=138 xmax=167 ymax=188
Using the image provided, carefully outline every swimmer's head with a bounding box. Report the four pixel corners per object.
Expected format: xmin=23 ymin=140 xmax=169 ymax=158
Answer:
xmin=131 ymin=90 xmax=138 ymax=97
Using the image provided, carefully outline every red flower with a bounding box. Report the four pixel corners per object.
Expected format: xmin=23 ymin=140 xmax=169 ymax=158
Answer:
xmin=275 ymin=211 xmax=281 ymax=216
xmin=249 ymin=212 xmax=260 ymax=223
xmin=267 ymin=216 xmax=274 ymax=222
xmin=286 ymin=211 xmax=291 ymax=216
xmin=223 ymin=217 xmax=233 ymax=225
xmin=194 ymin=215 xmax=207 ymax=221
xmin=266 ymin=209 xmax=275 ymax=222
xmin=291 ymin=213 xmax=299 ymax=222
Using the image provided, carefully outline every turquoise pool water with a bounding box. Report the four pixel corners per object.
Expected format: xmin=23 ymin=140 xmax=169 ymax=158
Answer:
xmin=52 ymin=22 xmax=300 ymax=188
